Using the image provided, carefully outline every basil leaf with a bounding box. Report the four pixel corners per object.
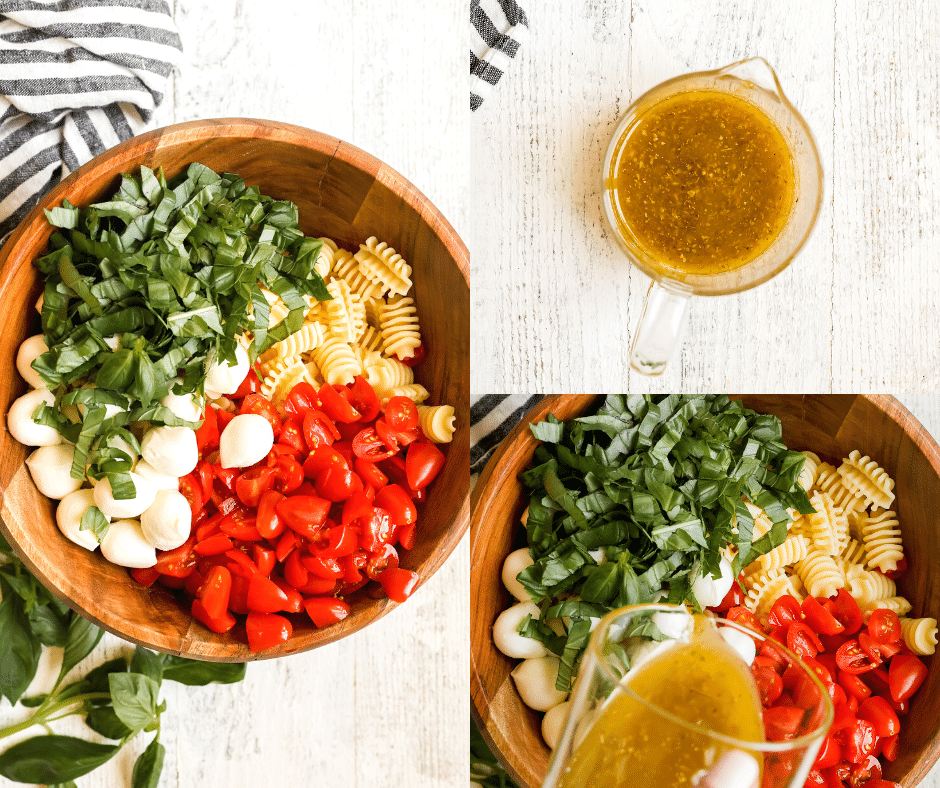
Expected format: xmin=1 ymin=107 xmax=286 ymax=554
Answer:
xmin=130 ymin=647 xmax=164 ymax=687
xmin=0 ymin=577 xmax=41 ymax=704
xmin=60 ymin=614 xmax=104 ymax=680
xmin=85 ymin=705 xmax=134 ymax=740
xmin=79 ymin=506 xmax=109 ymax=542
xmin=26 ymin=600 xmax=71 ymax=648
xmin=0 ymin=736 xmax=121 ymax=782
xmin=132 ymin=736 xmax=165 ymax=788
xmin=160 ymin=656 xmax=247 ymax=686
xmin=109 ymin=673 xmax=161 ymax=733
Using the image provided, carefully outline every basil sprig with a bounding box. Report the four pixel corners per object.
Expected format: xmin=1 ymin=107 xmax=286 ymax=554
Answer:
xmin=0 ymin=534 xmax=246 ymax=785
xmin=516 ymin=394 xmax=816 ymax=691
xmin=29 ymin=163 xmax=331 ymax=497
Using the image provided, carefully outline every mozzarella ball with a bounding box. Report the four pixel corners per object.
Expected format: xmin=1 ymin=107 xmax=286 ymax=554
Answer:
xmin=501 ymin=547 xmax=534 ymax=602
xmin=100 ymin=519 xmax=157 ymax=568
xmin=25 ymin=444 xmax=82 ymax=499
xmin=100 ymin=433 xmax=138 ymax=465
xmin=16 ymin=334 xmax=48 ymax=389
xmin=141 ymin=426 xmax=198 ymax=477
xmin=691 ymin=556 xmax=735 ymax=609
xmin=219 ymin=414 xmax=274 ymax=469
xmin=93 ymin=472 xmax=157 ymax=519
xmin=541 ymin=701 xmax=571 ymax=750
xmin=624 ymin=636 xmax=677 ymax=672
xmin=160 ymin=378 xmax=203 ymax=423
xmin=651 ymin=608 xmax=693 ymax=640
xmin=7 ymin=388 xmax=60 ymax=446
xmin=701 ymin=749 xmax=760 ymax=788
xmin=56 ymin=489 xmax=103 ymax=551
xmin=720 ymin=626 xmax=757 ymax=666
xmin=204 ymin=343 xmax=249 ymax=399
xmin=493 ymin=602 xmax=548 ymax=659
xmin=75 ymin=384 xmax=126 ymax=421
xmin=511 ymin=656 xmax=568 ymax=711
xmin=134 ymin=459 xmax=181 ymax=491
xmin=140 ymin=489 xmax=192 ymax=551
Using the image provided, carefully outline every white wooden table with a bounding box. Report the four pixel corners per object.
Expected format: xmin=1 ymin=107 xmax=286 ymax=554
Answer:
xmin=0 ymin=2 xmax=469 ymax=787
xmin=471 ymin=0 xmax=940 ymax=394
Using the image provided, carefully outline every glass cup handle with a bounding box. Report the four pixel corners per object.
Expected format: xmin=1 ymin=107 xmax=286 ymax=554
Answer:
xmin=629 ymin=280 xmax=693 ymax=376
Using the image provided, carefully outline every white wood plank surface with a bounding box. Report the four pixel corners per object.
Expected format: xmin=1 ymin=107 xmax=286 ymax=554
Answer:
xmin=471 ymin=0 xmax=940 ymax=393
xmin=0 ymin=2 xmax=469 ymax=787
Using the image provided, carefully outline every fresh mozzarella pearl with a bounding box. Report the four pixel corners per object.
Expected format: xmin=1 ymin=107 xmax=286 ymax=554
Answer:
xmin=541 ymin=701 xmax=571 ymax=749
xmin=140 ymin=489 xmax=191 ymax=551
xmin=493 ymin=602 xmax=548 ymax=659
xmin=720 ymin=627 xmax=757 ymax=666
xmin=99 ymin=434 xmax=138 ymax=465
xmin=140 ymin=426 xmax=198 ymax=477
xmin=511 ymin=656 xmax=568 ymax=711
xmin=25 ymin=444 xmax=82 ymax=499
xmin=651 ymin=609 xmax=693 ymax=640
xmin=691 ymin=556 xmax=735 ymax=608
xmin=100 ymin=519 xmax=157 ymax=568
xmin=219 ymin=414 xmax=274 ymax=469
xmin=204 ymin=343 xmax=249 ymax=399
xmin=700 ymin=749 xmax=760 ymax=788
xmin=588 ymin=548 xmax=606 ymax=564
xmin=15 ymin=334 xmax=48 ymax=389
xmin=103 ymin=335 xmax=121 ymax=351
xmin=501 ymin=547 xmax=534 ymax=602
xmin=93 ymin=472 xmax=157 ymax=519
xmin=7 ymin=388 xmax=61 ymax=446
xmin=160 ymin=378 xmax=203 ymax=422
xmin=134 ymin=459 xmax=180 ymax=491
xmin=56 ymin=489 xmax=103 ymax=551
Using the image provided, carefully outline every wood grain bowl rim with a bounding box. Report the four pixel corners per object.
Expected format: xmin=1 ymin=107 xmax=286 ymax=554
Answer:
xmin=0 ymin=117 xmax=470 ymax=661
xmin=470 ymin=394 xmax=940 ymax=788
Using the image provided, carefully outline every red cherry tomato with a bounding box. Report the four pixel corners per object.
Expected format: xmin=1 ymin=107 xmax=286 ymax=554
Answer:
xmin=239 ymin=393 xmax=281 ymax=437
xmin=271 ymin=577 xmax=303 ymax=614
xmin=374 ymin=484 xmax=417 ymax=528
xmin=882 ymin=557 xmax=907 ymax=580
xmin=194 ymin=404 xmax=220 ymax=452
xmin=888 ymin=654 xmax=928 ymax=702
xmin=709 ymin=580 xmax=746 ymax=613
xmin=378 ymin=567 xmax=419 ymax=602
xmin=230 ymin=367 xmax=260 ymax=399
xmin=255 ymin=489 xmax=286 ymax=540
xmin=247 ymin=573 xmax=291 ymax=613
xmin=317 ymin=383 xmax=361 ymax=423
xmin=352 ymin=427 xmax=396 ymax=461
xmin=301 ymin=552 xmax=344 ymax=579
xmin=867 ymin=609 xmax=902 ymax=645
xmin=303 ymin=408 xmax=340 ymax=449
xmin=832 ymin=589 xmax=864 ymax=635
xmin=271 ymin=454 xmax=304 ymax=494
xmin=839 ymin=670 xmax=873 ymax=702
xmin=341 ymin=491 xmax=373 ymax=526
xmin=154 ymin=536 xmax=197 ymax=578
xmin=304 ymin=596 xmax=351 ymax=628
xmin=278 ymin=418 xmax=306 ymax=452
xmin=752 ymin=665 xmax=784 ymax=706
xmin=346 ymin=376 xmax=380 ymax=423
xmin=284 ymin=381 xmax=319 ymax=416
xmin=191 ymin=598 xmax=236 ymax=634
xmin=814 ymin=733 xmax=842 ymax=769
xmin=880 ymin=734 xmax=900 ymax=762
xmin=354 ymin=457 xmax=388 ymax=489
xmin=303 ymin=446 xmax=348 ymax=479
xmin=234 ymin=466 xmax=275 ymax=508
xmin=837 ymin=639 xmax=879 ymax=674
xmin=859 ymin=631 xmax=901 ymax=664
xmin=395 ymin=342 xmax=425 ymax=367
xmin=276 ymin=495 xmax=331 ymax=539
xmin=365 ymin=543 xmax=399 ymax=580
xmin=245 ymin=612 xmax=292 ymax=652
xmin=841 ymin=719 xmax=879 ymax=763
xmin=763 ymin=705 xmax=805 ymax=741
xmin=252 ymin=545 xmax=275 ymax=577
xmin=197 ymin=566 xmax=232 ymax=620
xmin=857 ymin=695 xmax=900 ymax=737
xmin=178 ymin=473 xmax=204 ymax=520
xmin=405 ymin=442 xmax=445 ymax=490
xmin=802 ymin=596 xmax=846 ymax=635
xmin=194 ymin=533 xmax=234 ymax=556
xmin=130 ymin=567 xmax=160 ymax=587
xmin=789 ymin=622 xmax=824 ymax=659
xmin=385 ymin=396 xmax=419 ymax=430
xmin=725 ymin=605 xmax=762 ymax=633
xmin=318 ymin=523 xmax=358 ymax=559
xmin=358 ymin=506 xmax=394 ymax=553
xmin=315 ymin=464 xmax=362 ymax=502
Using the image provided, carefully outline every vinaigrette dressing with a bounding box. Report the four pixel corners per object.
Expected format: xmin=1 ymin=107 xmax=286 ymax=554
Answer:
xmin=557 ymin=616 xmax=764 ymax=788
xmin=607 ymin=89 xmax=795 ymax=275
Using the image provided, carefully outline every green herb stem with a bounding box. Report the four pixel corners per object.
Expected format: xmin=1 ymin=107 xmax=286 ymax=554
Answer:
xmin=0 ymin=693 xmax=111 ymax=741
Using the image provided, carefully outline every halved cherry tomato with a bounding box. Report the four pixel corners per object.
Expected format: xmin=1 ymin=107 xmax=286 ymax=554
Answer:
xmin=882 ymin=557 xmax=908 ymax=581
xmin=252 ymin=545 xmax=275 ymax=577
xmin=837 ymin=639 xmax=879 ymax=674
xmin=271 ymin=454 xmax=304 ymax=494
xmin=839 ymin=670 xmax=873 ymax=701
xmin=378 ymin=566 xmax=419 ymax=603
xmin=405 ymin=442 xmax=445 ymax=490
xmin=278 ymin=418 xmax=306 ymax=452
xmin=256 ymin=489 xmax=286 ymax=540
xmin=225 ymin=548 xmax=258 ymax=576
xmin=178 ymin=473 xmax=203 ymax=520
xmin=315 ymin=464 xmax=361 ymax=502
xmin=317 ymin=383 xmax=360 ymax=423
xmin=271 ymin=578 xmax=303 ymax=614
xmin=230 ymin=366 xmax=260 ymax=399
xmin=240 ymin=393 xmax=281 ymax=437
xmin=803 ymin=596 xmax=846 ymax=636
xmin=247 ymin=573 xmax=291 ymax=613
xmin=277 ymin=495 xmax=331 ymax=539
xmin=304 ymin=596 xmax=351 ymax=628
xmin=396 ymin=523 xmax=416 ymax=551
xmin=342 ymin=491 xmax=373 ymax=526
xmin=395 ymin=342 xmax=425 ymax=367
xmin=228 ymin=572 xmax=250 ymax=615
xmin=194 ymin=533 xmax=234 ymax=556
xmin=753 ymin=665 xmax=783 ymax=706
xmin=191 ymin=598 xmax=236 ymax=634
xmin=235 ymin=466 xmax=275 ymax=508
xmin=301 ymin=553 xmax=344 ymax=579
xmin=352 ymin=427 xmax=395 ymax=461
xmin=832 ymin=589 xmax=864 ymax=635
xmin=726 ymin=605 xmax=762 ymax=634
xmin=195 ymin=405 xmax=220 ymax=452
xmin=246 ymin=612 xmax=292 ymax=652
xmin=197 ymin=566 xmax=232 ymax=620
xmin=358 ymin=506 xmax=393 ymax=553
xmin=303 ymin=408 xmax=340 ymax=448
xmin=374 ymin=484 xmax=417 ymax=528
xmin=318 ymin=523 xmax=358 ymax=559
xmin=840 ymin=719 xmax=878 ymax=763
xmin=857 ymin=695 xmax=900 ymax=737
xmin=130 ymin=567 xmax=160 ymax=587
xmin=376 ymin=419 xmax=419 ymax=453
xmin=814 ymin=733 xmax=842 ymax=769
xmin=888 ymin=654 xmax=928 ymax=702
xmin=303 ymin=446 xmax=348 ymax=480
xmin=860 ymin=631 xmax=901 ymax=664
xmin=284 ymin=381 xmax=319 ymax=417
xmin=385 ymin=396 xmax=419 ymax=430
xmin=155 ymin=536 xmax=197 ymax=578
xmin=763 ymin=705 xmax=805 ymax=741
xmin=868 ymin=609 xmax=902 ymax=645
xmin=212 ymin=465 xmax=239 ymax=493
xmin=365 ymin=543 xmax=399 ymax=580
xmin=710 ymin=580 xmax=746 ymax=613
xmin=219 ymin=515 xmax=262 ymax=542
xmin=347 ymin=376 xmax=380 ymax=423
xmin=789 ymin=622 xmax=824 ymax=659
xmin=880 ymin=734 xmax=900 ymax=762
xmin=283 ymin=549 xmax=308 ymax=589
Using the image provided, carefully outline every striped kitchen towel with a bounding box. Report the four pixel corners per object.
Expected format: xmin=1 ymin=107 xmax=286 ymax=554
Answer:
xmin=0 ymin=0 xmax=182 ymax=241
xmin=471 ymin=394 xmax=543 ymax=483
xmin=470 ymin=0 xmax=527 ymax=112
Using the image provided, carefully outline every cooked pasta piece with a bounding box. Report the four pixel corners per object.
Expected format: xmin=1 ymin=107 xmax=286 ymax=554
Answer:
xmin=310 ymin=334 xmax=362 ymax=387
xmin=315 ymin=237 xmax=339 ymax=278
xmin=364 ymin=296 xmax=385 ymax=328
xmin=324 ymin=279 xmax=366 ymax=343
xmin=812 ymin=462 xmax=865 ymax=516
xmin=862 ymin=597 xmax=913 ymax=619
xmin=357 ymin=325 xmax=383 ymax=354
xmin=261 ymin=359 xmax=313 ymax=414
xmin=378 ymin=296 xmax=422 ymax=360
xmin=805 ymin=492 xmax=849 ymax=555
xmin=365 ymin=355 xmax=413 ymax=394
xmin=847 ymin=510 xmax=866 ymax=542
xmin=747 ymin=569 xmax=804 ymax=620
xmin=798 ymin=451 xmax=821 ymax=491
xmin=272 ymin=322 xmax=327 ymax=360
xmin=331 ymin=248 xmax=384 ymax=301
xmin=860 ymin=509 xmax=904 ymax=573
xmin=795 ymin=548 xmax=845 ymax=598
xmin=303 ymin=360 xmax=324 ymax=386
xmin=354 ymin=237 xmax=413 ymax=297
xmin=836 ymin=556 xmax=866 ymax=583
xmin=899 ymin=617 xmax=938 ymax=656
xmin=838 ymin=450 xmax=896 ymax=511
xmin=841 ymin=538 xmax=867 ymax=566
xmin=757 ymin=534 xmax=809 ymax=572
xmin=417 ymin=404 xmax=456 ymax=444
xmin=846 ymin=569 xmax=897 ymax=606
xmin=380 ymin=383 xmax=429 ymax=405
xmin=743 ymin=501 xmax=773 ymax=539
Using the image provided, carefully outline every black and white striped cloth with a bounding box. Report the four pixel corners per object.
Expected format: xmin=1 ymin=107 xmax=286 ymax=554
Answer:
xmin=470 ymin=0 xmax=527 ymax=112
xmin=471 ymin=394 xmax=543 ymax=483
xmin=0 ymin=0 xmax=182 ymax=241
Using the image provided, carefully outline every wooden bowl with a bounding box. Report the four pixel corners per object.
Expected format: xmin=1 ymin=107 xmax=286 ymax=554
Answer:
xmin=471 ymin=394 xmax=940 ymax=788
xmin=0 ymin=118 xmax=469 ymax=661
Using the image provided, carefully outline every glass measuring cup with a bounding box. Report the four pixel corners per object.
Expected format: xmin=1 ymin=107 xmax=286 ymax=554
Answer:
xmin=541 ymin=604 xmax=833 ymax=788
xmin=602 ymin=58 xmax=823 ymax=375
